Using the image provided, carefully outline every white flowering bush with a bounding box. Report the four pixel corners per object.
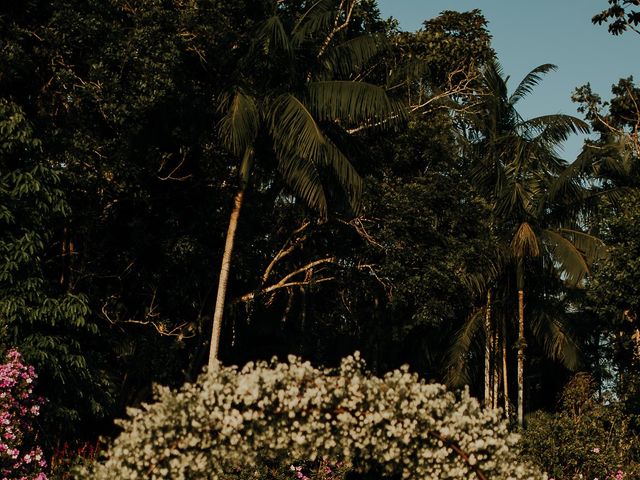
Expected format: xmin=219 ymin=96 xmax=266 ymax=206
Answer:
xmin=81 ymin=353 xmax=545 ymax=480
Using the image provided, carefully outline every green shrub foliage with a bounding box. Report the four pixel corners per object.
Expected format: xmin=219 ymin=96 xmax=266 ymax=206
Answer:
xmin=522 ymin=373 xmax=640 ymax=479
xmin=83 ymin=354 xmax=544 ymax=480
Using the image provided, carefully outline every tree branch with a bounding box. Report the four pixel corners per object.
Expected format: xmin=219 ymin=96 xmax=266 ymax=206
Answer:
xmin=317 ymin=0 xmax=357 ymax=59
xmin=239 ymin=257 xmax=337 ymax=303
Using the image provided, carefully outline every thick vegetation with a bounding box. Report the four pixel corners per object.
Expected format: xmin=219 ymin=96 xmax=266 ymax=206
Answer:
xmin=0 ymin=0 xmax=639 ymax=478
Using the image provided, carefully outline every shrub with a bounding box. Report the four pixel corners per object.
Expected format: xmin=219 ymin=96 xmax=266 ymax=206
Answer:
xmin=0 ymin=348 xmax=48 ymax=480
xmin=82 ymin=353 xmax=544 ymax=480
xmin=522 ymin=373 xmax=640 ymax=480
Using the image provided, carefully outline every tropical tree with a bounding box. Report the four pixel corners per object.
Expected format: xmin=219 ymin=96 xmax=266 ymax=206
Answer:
xmin=209 ymin=0 xmax=401 ymax=367
xmin=592 ymin=0 xmax=640 ymax=36
xmin=461 ymin=60 xmax=603 ymax=425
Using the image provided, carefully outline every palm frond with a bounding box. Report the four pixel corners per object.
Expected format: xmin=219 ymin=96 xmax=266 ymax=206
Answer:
xmin=524 ymin=114 xmax=589 ymax=147
xmin=276 ymin=153 xmax=328 ymax=217
xmin=481 ymin=59 xmax=509 ymax=103
xmin=530 ymin=311 xmax=579 ymax=370
xmin=291 ymin=0 xmax=335 ymax=47
xmin=557 ymin=228 xmax=607 ymax=263
xmin=546 ymin=153 xmax=591 ymax=206
xmin=322 ymin=136 xmax=363 ymax=212
xmin=509 ymin=64 xmax=557 ymax=105
xmin=306 ymin=80 xmax=404 ymax=127
xmin=540 ymin=229 xmax=591 ymax=285
xmin=460 ymin=272 xmax=493 ymax=298
xmin=268 ymin=93 xmax=326 ymax=162
xmin=217 ymin=89 xmax=259 ymax=157
xmin=319 ymin=34 xmax=387 ymax=79
xmin=268 ymin=93 xmax=363 ymax=215
xmin=511 ymin=222 xmax=541 ymax=258
xmin=445 ymin=307 xmax=485 ymax=387
xmin=255 ymin=15 xmax=293 ymax=56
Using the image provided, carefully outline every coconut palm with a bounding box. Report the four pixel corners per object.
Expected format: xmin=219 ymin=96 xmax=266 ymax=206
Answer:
xmin=208 ymin=0 xmax=402 ymax=368
xmin=460 ymin=60 xmax=604 ymax=425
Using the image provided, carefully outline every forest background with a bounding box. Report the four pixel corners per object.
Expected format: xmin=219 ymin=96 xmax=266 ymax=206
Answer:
xmin=1 ymin=0 xmax=639 ymax=477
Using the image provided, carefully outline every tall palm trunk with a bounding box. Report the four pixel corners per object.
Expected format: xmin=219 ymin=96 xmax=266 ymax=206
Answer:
xmin=208 ymin=187 xmax=245 ymax=369
xmin=208 ymin=149 xmax=253 ymax=370
xmin=492 ymin=326 xmax=500 ymax=409
xmin=484 ymin=289 xmax=493 ymax=408
xmin=516 ymin=259 xmax=526 ymax=426
xmin=502 ymin=319 xmax=510 ymax=416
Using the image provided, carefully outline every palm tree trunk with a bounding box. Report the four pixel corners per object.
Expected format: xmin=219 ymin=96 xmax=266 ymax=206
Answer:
xmin=484 ymin=289 xmax=493 ymax=408
xmin=208 ymin=148 xmax=253 ymax=370
xmin=208 ymin=187 xmax=245 ymax=370
xmin=492 ymin=326 xmax=500 ymax=409
xmin=502 ymin=320 xmax=510 ymax=416
xmin=516 ymin=258 xmax=526 ymax=426
xmin=517 ymin=287 xmax=525 ymax=426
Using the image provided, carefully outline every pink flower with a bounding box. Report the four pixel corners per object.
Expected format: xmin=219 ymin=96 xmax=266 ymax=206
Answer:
xmin=592 ymin=447 xmax=600 ymax=454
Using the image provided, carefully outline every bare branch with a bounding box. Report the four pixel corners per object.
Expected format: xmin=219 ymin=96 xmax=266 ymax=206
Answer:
xmin=356 ymin=263 xmax=393 ymax=298
xmin=348 ymin=66 xmax=482 ymax=134
xmin=339 ymin=217 xmax=384 ymax=249
xmin=408 ymin=65 xmax=481 ymax=114
xmin=239 ymin=257 xmax=337 ymax=303
xmin=261 ymin=221 xmax=311 ymax=284
xmin=317 ymin=0 xmax=357 ymax=59
xmin=100 ymin=292 xmax=195 ymax=339
xmin=157 ymin=151 xmax=192 ymax=181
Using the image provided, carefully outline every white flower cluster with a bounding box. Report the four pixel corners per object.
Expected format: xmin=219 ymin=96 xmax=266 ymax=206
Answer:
xmin=82 ymin=353 xmax=545 ymax=480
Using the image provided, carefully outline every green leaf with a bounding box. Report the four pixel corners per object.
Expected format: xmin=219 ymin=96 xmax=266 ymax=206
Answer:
xmin=217 ymin=89 xmax=259 ymax=158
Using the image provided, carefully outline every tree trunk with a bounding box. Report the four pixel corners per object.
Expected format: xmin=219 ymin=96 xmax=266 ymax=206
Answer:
xmin=492 ymin=326 xmax=500 ymax=410
xmin=208 ymin=187 xmax=246 ymax=370
xmin=515 ymin=256 xmax=526 ymax=426
xmin=502 ymin=320 xmax=510 ymax=416
xmin=517 ymin=288 xmax=525 ymax=426
xmin=484 ymin=289 xmax=493 ymax=408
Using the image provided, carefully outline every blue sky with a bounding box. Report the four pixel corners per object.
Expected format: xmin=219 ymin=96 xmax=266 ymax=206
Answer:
xmin=376 ymin=0 xmax=639 ymax=161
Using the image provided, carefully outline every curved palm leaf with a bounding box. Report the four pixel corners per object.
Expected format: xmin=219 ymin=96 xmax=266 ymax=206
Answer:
xmin=529 ymin=309 xmax=579 ymax=369
xmin=319 ymin=34 xmax=387 ymax=79
xmin=276 ymin=152 xmax=328 ymax=217
xmin=445 ymin=307 xmax=485 ymax=387
xmin=268 ymin=93 xmax=327 ymax=162
xmin=217 ymin=89 xmax=259 ymax=157
xmin=557 ymin=228 xmax=607 ymax=263
xmin=545 ymin=156 xmax=589 ymax=208
xmin=291 ymin=0 xmax=335 ymax=48
xmin=268 ymin=93 xmax=363 ymax=216
xmin=540 ymin=229 xmax=592 ymax=285
xmin=322 ymin=135 xmax=363 ymax=212
xmin=255 ymin=15 xmax=293 ymax=56
xmin=524 ymin=114 xmax=589 ymax=146
xmin=509 ymin=64 xmax=557 ymax=105
xmin=306 ymin=80 xmax=404 ymax=126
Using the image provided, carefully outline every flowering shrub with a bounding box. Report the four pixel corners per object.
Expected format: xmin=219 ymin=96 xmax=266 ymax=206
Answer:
xmin=0 ymin=348 xmax=47 ymax=480
xmin=82 ymin=353 xmax=544 ymax=479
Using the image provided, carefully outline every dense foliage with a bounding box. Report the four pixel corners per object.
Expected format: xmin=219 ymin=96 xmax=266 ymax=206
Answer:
xmin=522 ymin=374 xmax=640 ymax=480
xmin=1 ymin=0 xmax=639 ymax=476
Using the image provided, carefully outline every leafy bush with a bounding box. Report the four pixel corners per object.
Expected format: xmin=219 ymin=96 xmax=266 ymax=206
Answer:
xmin=0 ymin=348 xmax=48 ymax=479
xmin=522 ymin=373 xmax=640 ymax=480
xmin=82 ymin=353 xmax=544 ymax=479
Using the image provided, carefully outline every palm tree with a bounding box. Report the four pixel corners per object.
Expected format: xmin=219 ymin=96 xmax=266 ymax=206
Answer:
xmin=208 ymin=0 xmax=401 ymax=368
xmin=464 ymin=60 xmax=604 ymax=425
